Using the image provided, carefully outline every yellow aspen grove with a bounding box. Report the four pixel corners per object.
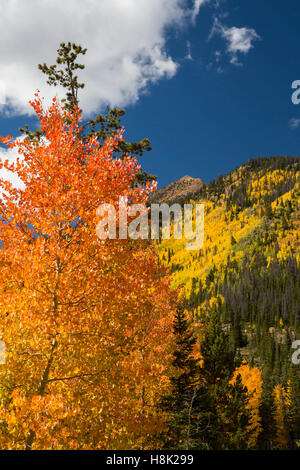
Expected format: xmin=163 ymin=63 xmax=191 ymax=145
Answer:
xmin=0 ymin=95 xmax=176 ymax=450
xmin=231 ymin=362 xmax=263 ymax=447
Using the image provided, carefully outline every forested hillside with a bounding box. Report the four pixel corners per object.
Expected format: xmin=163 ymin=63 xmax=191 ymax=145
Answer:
xmin=158 ymin=156 xmax=300 ymax=449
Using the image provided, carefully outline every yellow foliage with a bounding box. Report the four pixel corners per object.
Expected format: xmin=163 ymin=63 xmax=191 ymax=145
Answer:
xmin=231 ymin=362 xmax=263 ymax=447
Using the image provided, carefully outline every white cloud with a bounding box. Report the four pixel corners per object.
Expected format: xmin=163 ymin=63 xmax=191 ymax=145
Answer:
xmin=0 ymin=0 xmax=208 ymax=117
xmin=289 ymin=118 xmax=300 ymax=129
xmin=230 ymin=55 xmax=243 ymax=67
xmin=0 ymin=138 xmax=25 ymax=194
xmin=192 ymin=0 xmax=210 ymax=22
xmin=224 ymin=25 xmax=260 ymax=55
xmin=0 ymin=81 xmax=6 ymax=105
xmin=210 ymin=18 xmax=260 ymax=66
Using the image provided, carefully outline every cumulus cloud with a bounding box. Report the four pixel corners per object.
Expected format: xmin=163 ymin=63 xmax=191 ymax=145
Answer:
xmin=289 ymin=118 xmax=300 ymax=129
xmin=0 ymin=0 xmax=207 ymax=117
xmin=210 ymin=18 xmax=260 ymax=66
xmin=0 ymin=138 xmax=25 ymax=194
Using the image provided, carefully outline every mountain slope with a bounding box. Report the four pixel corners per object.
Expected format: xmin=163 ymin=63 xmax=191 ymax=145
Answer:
xmin=157 ymin=156 xmax=300 ymax=377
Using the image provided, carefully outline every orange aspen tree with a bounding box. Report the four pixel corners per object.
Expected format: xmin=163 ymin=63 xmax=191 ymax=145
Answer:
xmin=231 ymin=361 xmax=263 ymax=447
xmin=0 ymin=94 xmax=176 ymax=449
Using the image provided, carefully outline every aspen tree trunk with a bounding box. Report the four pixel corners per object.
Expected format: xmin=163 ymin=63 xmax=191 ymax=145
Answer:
xmin=25 ymin=258 xmax=60 ymax=450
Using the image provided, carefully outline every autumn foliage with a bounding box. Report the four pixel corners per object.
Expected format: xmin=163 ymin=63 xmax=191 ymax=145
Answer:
xmin=231 ymin=362 xmax=263 ymax=446
xmin=0 ymin=95 xmax=176 ymax=449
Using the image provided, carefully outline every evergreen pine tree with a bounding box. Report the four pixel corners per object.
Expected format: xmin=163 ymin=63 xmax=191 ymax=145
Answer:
xmin=287 ymin=365 xmax=300 ymax=449
xmin=199 ymin=311 xmax=252 ymax=449
xmin=19 ymin=42 xmax=155 ymax=185
xmin=160 ymin=306 xmax=215 ymax=450
xmin=257 ymin=367 xmax=277 ymax=450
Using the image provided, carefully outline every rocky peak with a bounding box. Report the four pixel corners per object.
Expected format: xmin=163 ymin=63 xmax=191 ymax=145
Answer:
xmin=149 ymin=175 xmax=205 ymax=205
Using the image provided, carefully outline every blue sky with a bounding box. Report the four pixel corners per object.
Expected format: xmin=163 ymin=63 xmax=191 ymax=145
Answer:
xmin=123 ymin=0 xmax=300 ymax=186
xmin=1 ymin=0 xmax=300 ymax=188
